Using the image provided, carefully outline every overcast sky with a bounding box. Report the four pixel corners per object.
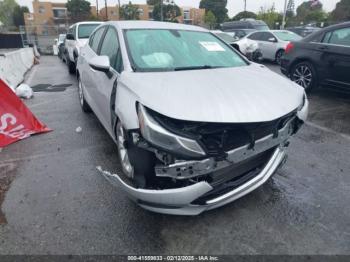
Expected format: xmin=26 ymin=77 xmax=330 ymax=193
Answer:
xmin=16 ymin=0 xmax=338 ymax=17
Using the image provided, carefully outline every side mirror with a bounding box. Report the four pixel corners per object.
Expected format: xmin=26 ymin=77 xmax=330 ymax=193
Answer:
xmin=89 ymin=56 xmax=110 ymax=73
xmin=268 ymin=37 xmax=277 ymax=42
xmin=66 ymin=33 xmax=75 ymax=40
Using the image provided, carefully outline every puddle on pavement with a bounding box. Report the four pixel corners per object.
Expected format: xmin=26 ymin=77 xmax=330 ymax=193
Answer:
xmin=31 ymin=83 xmax=72 ymax=92
xmin=0 ymin=163 xmax=18 ymax=224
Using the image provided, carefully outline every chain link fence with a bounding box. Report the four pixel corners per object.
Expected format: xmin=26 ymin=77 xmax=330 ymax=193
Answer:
xmin=19 ymin=25 xmax=70 ymax=55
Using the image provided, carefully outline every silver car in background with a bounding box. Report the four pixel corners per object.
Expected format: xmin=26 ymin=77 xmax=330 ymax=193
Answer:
xmin=211 ymin=30 xmax=263 ymax=62
xmin=247 ymin=30 xmax=302 ymax=64
xmin=77 ymin=21 xmax=308 ymax=215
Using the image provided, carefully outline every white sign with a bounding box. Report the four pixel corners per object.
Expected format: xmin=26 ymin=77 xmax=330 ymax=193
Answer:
xmin=199 ymin=41 xmax=225 ymax=52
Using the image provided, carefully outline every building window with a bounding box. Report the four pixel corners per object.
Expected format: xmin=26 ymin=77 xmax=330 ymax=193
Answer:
xmin=148 ymin=9 xmax=153 ymax=20
xmin=183 ymin=10 xmax=190 ymax=20
xmin=39 ymin=6 xmax=45 ymax=14
xmin=53 ymin=9 xmax=66 ymax=19
xmin=138 ymin=8 xmax=144 ymax=17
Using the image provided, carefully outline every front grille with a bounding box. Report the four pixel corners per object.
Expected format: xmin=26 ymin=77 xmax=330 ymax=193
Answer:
xmin=151 ymin=108 xmax=296 ymax=157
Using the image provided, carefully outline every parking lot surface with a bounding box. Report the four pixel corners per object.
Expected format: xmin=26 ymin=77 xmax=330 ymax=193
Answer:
xmin=0 ymin=56 xmax=349 ymax=255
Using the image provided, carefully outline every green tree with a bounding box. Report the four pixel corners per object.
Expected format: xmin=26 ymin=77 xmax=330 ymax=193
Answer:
xmin=204 ymin=10 xmax=216 ymax=29
xmin=152 ymin=2 xmax=181 ymax=22
xmin=295 ymin=0 xmax=326 ymax=24
xmin=257 ymin=4 xmax=283 ymax=29
xmin=286 ymin=0 xmax=295 ymax=17
xmin=0 ymin=0 xmax=17 ymax=26
xmin=120 ymin=1 xmax=140 ymax=20
xmin=147 ymin=0 xmax=158 ymax=5
xmin=199 ymin=0 xmax=228 ymax=24
xmin=66 ymin=0 xmax=91 ymax=22
xmin=13 ymin=6 xmax=29 ymax=27
xmin=330 ymin=0 xmax=350 ymax=22
xmin=231 ymin=11 xmax=257 ymax=21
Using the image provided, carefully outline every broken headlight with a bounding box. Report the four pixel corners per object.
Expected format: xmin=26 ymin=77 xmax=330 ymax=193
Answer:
xmin=137 ymin=104 xmax=206 ymax=158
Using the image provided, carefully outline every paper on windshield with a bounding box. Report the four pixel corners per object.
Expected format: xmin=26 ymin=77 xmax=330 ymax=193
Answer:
xmin=199 ymin=42 xmax=225 ymax=52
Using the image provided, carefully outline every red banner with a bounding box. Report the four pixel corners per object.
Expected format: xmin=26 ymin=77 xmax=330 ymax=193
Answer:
xmin=0 ymin=79 xmax=51 ymax=148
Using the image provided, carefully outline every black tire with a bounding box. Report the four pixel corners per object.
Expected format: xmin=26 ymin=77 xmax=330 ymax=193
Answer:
xmin=116 ymin=120 xmax=156 ymax=188
xmin=275 ymin=49 xmax=285 ymax=65
xmin=78 ymin=77 xmax=92 ymax=113
xmin=290 ymin=61 xmax=317 ymax=93
xmin=68 ymin=59 xmax=76 ymax=74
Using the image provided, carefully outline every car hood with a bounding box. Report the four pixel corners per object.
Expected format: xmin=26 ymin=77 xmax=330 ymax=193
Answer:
xmin=122 ymin=64 xmax=304 ymax=123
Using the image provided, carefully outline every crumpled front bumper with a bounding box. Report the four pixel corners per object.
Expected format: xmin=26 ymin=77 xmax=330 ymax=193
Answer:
xmin=98 ymin=147 xmax=286 ymax=215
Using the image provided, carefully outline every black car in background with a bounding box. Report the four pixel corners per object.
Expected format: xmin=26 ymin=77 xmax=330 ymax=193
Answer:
xmin=221 ymin=19 xmax=269 ymax=31
xmin=281 ymin=22 xmax=350 ymax=93
xmin=286 ymin=26 xmax=320 ymax=37
xmin=224 ymin=29 xmax=256 ymax=39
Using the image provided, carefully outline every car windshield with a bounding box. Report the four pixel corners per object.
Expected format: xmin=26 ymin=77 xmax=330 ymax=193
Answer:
xmin=124 ymin=29 xmax=247 ymax=72
xmin=274 ymin=31 xmax=302 ymax=41
xmin=78 ymin=24 xmax=100 ymax=39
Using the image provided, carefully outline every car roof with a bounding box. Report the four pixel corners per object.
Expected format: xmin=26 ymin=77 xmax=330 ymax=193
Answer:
xmin=71 ymin=21 xmax=104 ymax=27
xmin=107 ymin=20 xmax=208 ymax=32
xmin=303 ymin=21 xmax=350 ymax=42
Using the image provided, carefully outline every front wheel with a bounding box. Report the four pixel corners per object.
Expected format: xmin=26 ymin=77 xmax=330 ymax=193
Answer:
xmin=116 ymin=120 xmax=156 ymax=188
xmin=68 ymin=59 xmax=76 ymax=74
xmin=290 ymin=61 xmax=317 ymax=92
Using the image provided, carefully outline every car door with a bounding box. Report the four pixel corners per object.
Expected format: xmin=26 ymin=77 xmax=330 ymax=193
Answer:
xmin=259 ymin=32 xmax=278 ymax=60
xmin=80 ymin=26 xmax=107 ymax=113
xmin=321 ymin=26 xmax=350 ymax=89
xmin=90 ymin=26 xmax=123 ymax=132
xmin=248 ymin=32 xmax=265 ymax=55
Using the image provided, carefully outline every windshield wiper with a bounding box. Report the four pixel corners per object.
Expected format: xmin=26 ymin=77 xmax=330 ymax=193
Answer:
xmin=173 ymin=65 xmax=220 ymax=71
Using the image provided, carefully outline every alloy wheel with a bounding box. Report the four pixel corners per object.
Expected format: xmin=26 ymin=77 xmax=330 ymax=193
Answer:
xmin=117 ymin=123 xmax=134 ymax=179
xmin=78 ymin=79 xmax=84 ymax=106
xmin=292 ymin=64 xmax=313 ymax=89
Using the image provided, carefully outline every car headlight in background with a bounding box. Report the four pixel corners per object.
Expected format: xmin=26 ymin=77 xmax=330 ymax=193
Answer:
xmin=137 ymin=104 xmax=206 ymax=158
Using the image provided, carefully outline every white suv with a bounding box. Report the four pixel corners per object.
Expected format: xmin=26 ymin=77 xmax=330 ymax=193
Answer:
xmin=65 ymin=21 xmax=103 ymax=74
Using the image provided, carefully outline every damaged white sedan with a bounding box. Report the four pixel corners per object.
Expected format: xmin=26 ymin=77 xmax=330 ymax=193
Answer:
xmin=77 ymin=21 xmax=308 ymax=215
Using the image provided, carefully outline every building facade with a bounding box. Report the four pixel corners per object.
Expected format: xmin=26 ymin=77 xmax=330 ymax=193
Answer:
xmin=23 ymin=0 xmax=205 ymax=32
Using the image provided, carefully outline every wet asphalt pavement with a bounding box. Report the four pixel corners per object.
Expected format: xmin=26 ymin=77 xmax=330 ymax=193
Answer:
xmin=0 ymin=56 xmax=349 ymax=255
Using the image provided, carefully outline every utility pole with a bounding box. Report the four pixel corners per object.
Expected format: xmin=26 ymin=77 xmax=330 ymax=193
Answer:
xmin=282 ymin=0 xmax=288 ymax=29
xmin=160 ymin=0 xmax=163 ymax=21
xmin=104 ymin=0 xmax=108 ymax=21
xmin=118 ymin=0 xmax=121 ymax=20
xmin=96 ymin=0 xmax=99 ymax=18
xmin=243 ymin=0 xmax=246 ymax=12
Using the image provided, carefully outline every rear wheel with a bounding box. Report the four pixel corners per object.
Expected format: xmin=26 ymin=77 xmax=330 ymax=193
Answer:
xmin=275 ymin=50 xmax=285 ymax=65
xmin=78 ymin=77 xmax=91 ymax=113
xmin=290 ymin=61 xmax=317 ymax=92
xmin=116 ymin=120 xmax=156 ymax=188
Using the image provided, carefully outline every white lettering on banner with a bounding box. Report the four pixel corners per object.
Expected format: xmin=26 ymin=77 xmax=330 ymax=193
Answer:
xmin=0 ymin=113 xmax=35 ymax=139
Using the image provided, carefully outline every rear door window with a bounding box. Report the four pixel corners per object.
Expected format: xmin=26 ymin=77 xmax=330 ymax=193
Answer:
xmin=90 ymin=27 xmax=106 ymax=53
xmin=99 ymin=27 xmax=123 ymax=72
xmin=248 ymin=32 xmax=263 ymax=41
xmin=324 ymin=27 xmax=350 ymax=47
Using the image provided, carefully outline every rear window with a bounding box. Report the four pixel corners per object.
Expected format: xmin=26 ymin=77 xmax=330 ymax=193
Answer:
xmin=274 ymin=31 xmax=302 ymax=41
xmin=78 ymin=24 xmax=101 ymax=39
